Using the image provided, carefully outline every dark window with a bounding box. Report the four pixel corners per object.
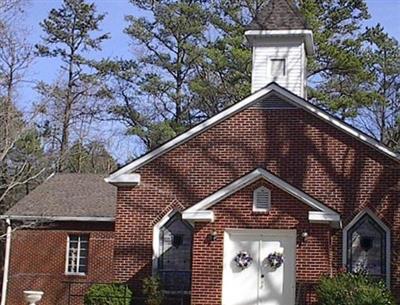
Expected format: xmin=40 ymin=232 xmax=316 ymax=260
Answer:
xmin=346 ymin=214 xmax=387 ymax=281
xmin=66 ymin=235 xmax=89 ymax=274
xmin=158 ymin=213 xmax=193 ymax=291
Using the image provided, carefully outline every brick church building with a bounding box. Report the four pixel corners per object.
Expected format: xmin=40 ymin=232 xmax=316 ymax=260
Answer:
xmin=2 ymin=0 xmax=399 ymax=304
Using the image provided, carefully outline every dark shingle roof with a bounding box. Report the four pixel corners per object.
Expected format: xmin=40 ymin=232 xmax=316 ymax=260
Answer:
xmin=5 ymin=173 xmax=116 ymax=218
xmin=247 ymin=0 xmax=308 ymax=30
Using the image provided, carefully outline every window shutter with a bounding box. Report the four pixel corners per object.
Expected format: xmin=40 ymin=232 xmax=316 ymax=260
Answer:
xmin=253 ymin=187 xmax=271 ymax=212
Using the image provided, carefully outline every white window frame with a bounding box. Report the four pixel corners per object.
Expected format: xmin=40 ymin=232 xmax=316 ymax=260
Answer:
xmin=252 ymin=186 xmax=271 ymax=213
xmin=269 ymin=57 xmax=287 ymax=78
xmin=65 ymin=234 xmax=89 ymax=276
xmin=342 ymin=209 xmax=391 ymax=286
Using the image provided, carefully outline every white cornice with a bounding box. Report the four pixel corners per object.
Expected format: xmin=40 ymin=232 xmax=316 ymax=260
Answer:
xmin=104 ymin=173 xmax=141 ymax=186
xmin=106 ymin=85 xmax=274 ymax=181
xmin=106 ymin=82 xmax=399 ymax=183
xmin=245 ymin=29 xmax=314 ymax=55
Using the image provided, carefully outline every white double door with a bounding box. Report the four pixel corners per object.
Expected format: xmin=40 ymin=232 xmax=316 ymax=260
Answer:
xmin=222 ymin=230 xmax=296 ymax=305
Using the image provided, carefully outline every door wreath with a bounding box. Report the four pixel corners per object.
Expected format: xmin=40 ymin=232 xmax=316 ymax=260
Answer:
xmin=234 ymin=251 xmax=253 ymax=269
xmin=266 ymin=251 xmax=284 ymax=270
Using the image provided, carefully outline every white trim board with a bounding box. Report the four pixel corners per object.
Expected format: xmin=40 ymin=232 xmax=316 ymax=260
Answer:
xmin=342 ymin=209 xmax=391 ymax=286
xmin=245 ymin=29 xmax=314 ymax=55
xmin=0 ymin=215 xmax=115 ymax=222
xmin=182 ymin=168 xmax=340 ymax=226
xmin=106 ymin=82 xmax=399 ymax=183
xmin=152 ymin=210 xmax=177 ymax=274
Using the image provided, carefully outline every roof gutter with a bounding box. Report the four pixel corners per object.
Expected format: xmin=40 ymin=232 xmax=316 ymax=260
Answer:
xmin=1 ymin=218 xmax=12 ymax=305
xmin=0 ymin=215 xmax=115 ymax=222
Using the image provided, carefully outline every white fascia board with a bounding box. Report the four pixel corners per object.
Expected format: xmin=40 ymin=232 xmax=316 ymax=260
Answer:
xmin=0 ymin=215 xmax=115 ymax=222
xmin=106 ymin=86 xmax=274 ymax=181
xmin=185 ymin=168 xmax=338 ymax=218
xmin=104 ymin=173 xmax=141 ymax=186
xmin=308 ymin=211 xmax=341 ymax=227
xmin=182 ymin=211 xmax=215 ymax=222
xmin=245 ymin=29 xmax=314 ymax=55
xmin=271 ymin=86 xmax=400 ymax=161
xmin=106 ymin=82 xmax=398 ymax=183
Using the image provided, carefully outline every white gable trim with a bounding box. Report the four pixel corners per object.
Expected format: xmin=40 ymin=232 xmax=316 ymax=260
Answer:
xmin=106 ymin=83 xmax=399 ymax=183
xmin=271 ymin=87 xmax=400 ymax=161
xmin=106 ymin=85 xmax=274 ymax=182
xmin=182 ymin=168 xmax=340 ymax=226
xmin=104 ymin=173 xmax=140 ymax=186
xmin=342 ymin=209 xmax=391 ymax=285
xmin=245 ymin=29 xmax=314 ymax=55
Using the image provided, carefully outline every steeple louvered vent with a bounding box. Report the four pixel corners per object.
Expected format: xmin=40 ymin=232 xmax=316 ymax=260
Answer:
xmin=253 ymin=186 xmax=271 ymax=212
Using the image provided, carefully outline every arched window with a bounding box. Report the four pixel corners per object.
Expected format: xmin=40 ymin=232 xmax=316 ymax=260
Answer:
xmin=154 ymin=212 xmax=193 ymax=292
xmin=343 ymin=210 xmax=390 ymax=284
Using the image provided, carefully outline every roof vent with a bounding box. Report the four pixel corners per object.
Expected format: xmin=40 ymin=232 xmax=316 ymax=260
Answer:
xmin=253 ymin=186 xmax=271 ymax=212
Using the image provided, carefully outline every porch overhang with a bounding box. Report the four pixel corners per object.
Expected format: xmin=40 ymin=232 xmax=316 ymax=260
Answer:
xmin=182 ymin=168 xmax=341 ymax=227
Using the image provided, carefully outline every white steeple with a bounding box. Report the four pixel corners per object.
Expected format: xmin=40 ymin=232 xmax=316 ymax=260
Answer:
xmin=245 ymin=0 xmax=314 ymax=98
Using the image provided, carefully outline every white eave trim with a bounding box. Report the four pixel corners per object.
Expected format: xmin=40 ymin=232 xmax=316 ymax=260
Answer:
xmin=184 ymin=168 xmax=340 ymax=226
xmin=0 ymin=215 xmax=115 ymax=222
xmin=182 ymin=210 xmax=215 ymax=222
xmin=272 ymin=87 xmax=400 ymax=161
xmin=309 ymin=211 xmax=342 ymax=228
xmin=245 ymin=29 xmax=314 ymax=55
xmin=104 ymin=173 xmax=141 ymax=186
xmin=106 ymin=85 xmax=273 ymax=181
xmin=106 ymin=82 xmax=399 ymax=182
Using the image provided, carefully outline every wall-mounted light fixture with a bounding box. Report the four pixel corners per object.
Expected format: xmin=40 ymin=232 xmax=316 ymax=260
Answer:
xmin=297 ymin=231 xmax=309 ymax=247
xmin=301 ymin=231 xmax=309 ymax=243
xmin=208 ymin=230 xmax=217 ymax=242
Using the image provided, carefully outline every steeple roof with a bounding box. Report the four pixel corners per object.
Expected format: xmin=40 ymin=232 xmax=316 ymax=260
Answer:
xmin=247 ymin=0 xmax=308 ymax=30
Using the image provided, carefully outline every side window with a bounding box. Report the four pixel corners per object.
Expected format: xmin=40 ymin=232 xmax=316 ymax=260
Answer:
xmin=158 ymin=213 xmax=193 ymax=292
xmin=66 ymin=234 xmax=89 ymax=275
xmin=270 ymin=58 xmax=286 ymax=77
xmin=345 ymin=212 xmax=389 ymax=283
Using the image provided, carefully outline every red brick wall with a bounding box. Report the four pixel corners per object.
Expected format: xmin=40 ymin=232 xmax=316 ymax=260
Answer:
xmin=113 ymin=107 xmax=399 ymax=303
xmin=7 ymin=222 xmax=114 ymax=305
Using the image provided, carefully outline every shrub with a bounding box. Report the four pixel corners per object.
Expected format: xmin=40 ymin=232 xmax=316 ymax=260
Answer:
xmin=84 ymin=283 xmax=132 ymax=305
xmin=142 ymin=276 xmax=163 ymax=305
xmin=316 ymin=272 xmax=395 ymax=305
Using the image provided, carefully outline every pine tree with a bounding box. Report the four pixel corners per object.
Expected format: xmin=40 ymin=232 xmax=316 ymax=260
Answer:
xmin=357 ymin=25 xmax=400 ymax=150
xmin=36 ymin=0 xmax=110 ymax=171
xmin=110 ymin=0 xmax=210 ymax=150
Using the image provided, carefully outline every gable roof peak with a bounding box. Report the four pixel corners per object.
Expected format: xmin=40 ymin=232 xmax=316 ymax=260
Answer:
xmin=247 ymin=0 xmax=308 ymax=30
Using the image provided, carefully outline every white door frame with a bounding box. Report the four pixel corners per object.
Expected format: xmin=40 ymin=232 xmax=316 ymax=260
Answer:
xmin=222 ymin=229 xmax=297 ymax=305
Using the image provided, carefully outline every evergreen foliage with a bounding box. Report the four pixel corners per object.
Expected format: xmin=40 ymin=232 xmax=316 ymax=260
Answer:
xmin=36 ymin=0 xmax=111 ymax=171
xmin=84 ymin=283 xmax=132 ymax=305
xmin=316 ymin=272 xmax=395 ymax=305
xmin=102 ymin=0 xmax=400 ymax=151
xmin=142 ymin=276 xmax=164 ymax=305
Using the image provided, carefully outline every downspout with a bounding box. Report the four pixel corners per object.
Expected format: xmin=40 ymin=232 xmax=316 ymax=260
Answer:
xmin=1 ymin=218 xmax=12 ymax=305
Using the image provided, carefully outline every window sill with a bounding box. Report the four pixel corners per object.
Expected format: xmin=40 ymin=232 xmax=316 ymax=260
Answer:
xmin=65 ymin=272 xmax=87 ymax=277
xmin=252 ymin=209 xmax=269 ymax=213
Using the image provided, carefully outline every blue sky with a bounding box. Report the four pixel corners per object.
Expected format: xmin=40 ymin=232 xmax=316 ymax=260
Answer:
xmin=14 ymin=0 xmax=400 ymax=161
